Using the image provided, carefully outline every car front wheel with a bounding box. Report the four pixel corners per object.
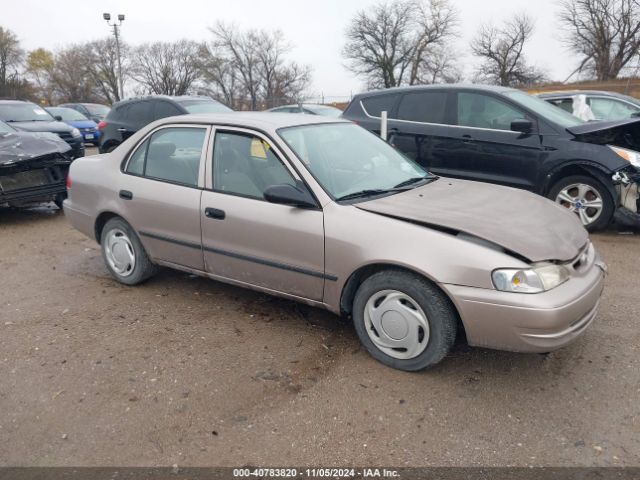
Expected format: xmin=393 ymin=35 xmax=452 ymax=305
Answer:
xmin=100 ymin=217 xmax=157 ymax=285
xmin=548 ymin=175 xmax=614 ymax=232
xmin=352 ymin=270 xmax=457 ymax=371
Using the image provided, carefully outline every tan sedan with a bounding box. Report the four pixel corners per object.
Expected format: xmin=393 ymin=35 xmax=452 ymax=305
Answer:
xmin=64 ymin=113 xmax=606 ymax=371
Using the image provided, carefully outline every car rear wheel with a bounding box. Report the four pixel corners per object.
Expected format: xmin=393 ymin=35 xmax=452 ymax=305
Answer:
xmin=100 ymin=217 xmax=156 ymax=285
xmin=352 ymin=270 xmax=457 ymax=371
xmin=548 ymin=175 xmax=614 ymax=232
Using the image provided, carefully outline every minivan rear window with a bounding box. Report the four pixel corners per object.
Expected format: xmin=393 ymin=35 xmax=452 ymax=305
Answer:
xmin=395 ymin=91 xmax=447 ymax=124
xmin=361 ymin=94 xmax=399 ymax=118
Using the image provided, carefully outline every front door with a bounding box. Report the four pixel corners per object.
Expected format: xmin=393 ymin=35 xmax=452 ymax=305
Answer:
xmin=431 ymin=91 xmax=543 ymax=191
xmin=200 ymin=128 xmax=325 ymax=301
xmin=118 ymin=124 xmax=209 ymax=269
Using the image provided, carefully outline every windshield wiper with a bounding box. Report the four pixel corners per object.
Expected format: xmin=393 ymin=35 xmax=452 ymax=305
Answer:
xmin=393 ymin=175 xmax=436 ymax=189
xmin=336 ymin=189 xmax=397 ymax=201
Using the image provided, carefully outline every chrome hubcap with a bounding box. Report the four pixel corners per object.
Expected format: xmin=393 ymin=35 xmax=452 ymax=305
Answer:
xmin=363 ymin=290 xmax=430 ymax=360
xmin=555 ymin=183 xmax=603 ymax=226
xmin=104 ymin=228 xmax=136 ymax=277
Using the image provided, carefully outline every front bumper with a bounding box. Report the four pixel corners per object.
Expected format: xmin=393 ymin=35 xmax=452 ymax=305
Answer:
xmin=443 ymin=252 xmax=606 ymax=353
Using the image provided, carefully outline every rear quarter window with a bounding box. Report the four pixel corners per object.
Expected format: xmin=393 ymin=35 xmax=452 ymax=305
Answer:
xmin=395 ymin=91 xmax=447 ymax=124
xmin=361 ymin=94 xmax=400 ymax=118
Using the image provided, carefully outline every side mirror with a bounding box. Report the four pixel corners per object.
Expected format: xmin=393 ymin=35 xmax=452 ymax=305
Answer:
xmin=511 ymin=118 xmax=533 ymax=134
xmin=54 ymin=115 xmax=63 ymax=122
xmin=264 ymin=183 xmax=317 ymax=209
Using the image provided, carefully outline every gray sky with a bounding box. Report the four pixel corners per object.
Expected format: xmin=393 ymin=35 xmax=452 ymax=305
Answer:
xmin=5 ymin=0 xmax=571 ymax=102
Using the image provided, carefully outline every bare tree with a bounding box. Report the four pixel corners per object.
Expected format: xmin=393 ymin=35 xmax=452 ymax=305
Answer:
xmin=0 ymin=26 xmax=26 ymax=97
xmin=132 ymin=40 xmax=201 ymax=96
xmin=471 ymin=13 xmax=546 ymax=87
xmin=202 ymin=23 xmax=311 ymax=110
xmin=86 ymin=38 xmax=128 ymax=103
xmin=49 ymin=45 xmax=103 ymax=103
xmin=343 ymin=0 xmax=458 ymax=88
xmin=559 ymin=0 xmax=640 ymax=81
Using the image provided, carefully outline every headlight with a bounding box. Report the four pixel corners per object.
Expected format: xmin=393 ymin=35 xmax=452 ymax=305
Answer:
xmin=71 ymin=128 xmax=81 ymax=138
xmin=492 ymin=264 xmax=570 ymax=293
xmin=609 ymin=145 xmax=640 ymax=168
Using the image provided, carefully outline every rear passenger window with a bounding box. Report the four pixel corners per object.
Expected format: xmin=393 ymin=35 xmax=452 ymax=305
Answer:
xmin=126 ymin=127 xmax=206 ymax=187
xmin=395 ymin=92 xmax=447 ymax=123
xmin=126 ymin=140 xmax=148 ymax=175
xmin=154 ymin=101 xmax=182 ymax=120
xmin=361 ymin=94 xmax=399 ymax=117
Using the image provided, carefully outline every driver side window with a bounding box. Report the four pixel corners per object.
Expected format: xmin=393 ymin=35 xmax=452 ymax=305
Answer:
xmin=457 ymin=92 xmax=526 ymax=131
xmin=212 ymin=131 xmax=297 ymax=200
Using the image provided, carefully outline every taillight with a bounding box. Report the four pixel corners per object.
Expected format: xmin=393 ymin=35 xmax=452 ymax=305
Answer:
xmin=66 ymin=175 xmax=71 ymax=189
xmin=97 ymin=121 xmax=107 ymax=130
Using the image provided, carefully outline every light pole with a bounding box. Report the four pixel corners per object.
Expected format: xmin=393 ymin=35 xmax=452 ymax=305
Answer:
xmin=103 ymin=13 xmax=125 ymax=101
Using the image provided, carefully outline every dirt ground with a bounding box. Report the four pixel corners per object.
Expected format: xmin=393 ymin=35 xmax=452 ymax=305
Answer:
xmin=1 ymin=185 xmax=639 ymax=466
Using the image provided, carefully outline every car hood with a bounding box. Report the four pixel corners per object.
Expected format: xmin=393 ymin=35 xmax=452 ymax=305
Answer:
xmin=566 ymin=117 xmax=640 ymax=136
xmin=0 ymin=131 xmax=71 ymax=165
xmin=356 ymin=178 xmax=588 ymax=263
xmin=8 ymin=120 xmax=73 ymax=134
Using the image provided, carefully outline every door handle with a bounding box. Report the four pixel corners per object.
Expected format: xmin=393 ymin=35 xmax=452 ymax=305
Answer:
xmin=461 ymin=134 xmax=475 ymax=144
xmin=119 ymin=190 xmax=133 ymax=200
xmin=117 ymin=128 xmax=128 ymax=133
xmin=205 ymin=207 xmax=225 ymax=220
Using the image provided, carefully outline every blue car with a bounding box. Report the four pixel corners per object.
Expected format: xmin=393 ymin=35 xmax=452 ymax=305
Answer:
xmin=46 ymin=106 xmax=101 ymax=146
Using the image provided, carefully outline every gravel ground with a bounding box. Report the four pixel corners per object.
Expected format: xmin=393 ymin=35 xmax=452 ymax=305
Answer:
xmin=0 ymin=189 xmax=639 ymax=467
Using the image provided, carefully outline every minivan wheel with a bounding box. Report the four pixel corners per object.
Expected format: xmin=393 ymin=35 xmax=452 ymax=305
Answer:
xmin=100 ymin=217 xmax=157 ymax=285
xmin=548 ymin=175 xmax=614 ymax=232
xmin=352 ymin=270 xmax=457 ymax=371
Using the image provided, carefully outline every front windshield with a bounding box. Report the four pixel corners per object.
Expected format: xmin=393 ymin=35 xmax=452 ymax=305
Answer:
xmin=180 ymin=100 xmax=232 ymax=114
xmin=504 ymin=91 xmax=585 ymax=128
xmin=48 ymin=107 xmax=88 ymax=122
xmin=85 ymin=104 xmax=110 ymax=116
xmin=0 ymin=103 xmax=54 ymax=122
xmin=279 ymin=123 xmax=430 ymax=200
xmin=306 ymin=105 xmax=343 ymax=118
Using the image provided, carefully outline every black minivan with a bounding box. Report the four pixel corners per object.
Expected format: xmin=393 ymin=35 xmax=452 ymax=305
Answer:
xmin=343 ymin=85 xmax=640 ymax=230
xmin=98 ymin=95 xmax=232 ymax=154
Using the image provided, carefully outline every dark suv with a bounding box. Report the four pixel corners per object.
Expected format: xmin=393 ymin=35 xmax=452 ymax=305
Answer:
xmin=0 ymin=100 xmax=85 ymax=159
xmin=98 ymin=95 xmax=232 ymax=153
xmin=343 ymin=85 xmax=640 ymax=230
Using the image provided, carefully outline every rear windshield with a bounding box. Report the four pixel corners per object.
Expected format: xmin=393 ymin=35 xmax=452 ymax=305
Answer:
xmin=178 ymin=100 xmax=232 ymax=114
xmin=504 ymin=91 xmax=585 ymax=128
xmin=47 ymin=107 xmax=88 ymax=122
xmin=0 ymin=103 xmax=54 ymax=122
xmin=85 ymin=104 xmax=110 ymax=115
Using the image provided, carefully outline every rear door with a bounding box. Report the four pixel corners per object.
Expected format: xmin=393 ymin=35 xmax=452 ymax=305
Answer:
xmin=200 ymin=127 xmax=325 ymax=301
xmin=119 ymin=124 xmax=209 ymax=269
xmin=388 ymin=90 xmax=452 ymax=166
xmin=437 ymin=91 xmax=544 ymax=191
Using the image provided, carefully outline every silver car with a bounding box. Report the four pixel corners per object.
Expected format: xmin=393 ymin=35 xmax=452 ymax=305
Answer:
xmin=64 ymin=113 xmax=607 ymax=371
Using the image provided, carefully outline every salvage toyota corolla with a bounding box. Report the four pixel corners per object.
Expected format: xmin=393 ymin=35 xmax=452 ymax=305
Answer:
xmin=64 ymin=113 xmax=607 ymax=371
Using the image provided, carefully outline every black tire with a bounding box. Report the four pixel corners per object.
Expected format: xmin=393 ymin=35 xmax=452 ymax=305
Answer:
xmin=100 ymin=217 xmax=157 ymax=285
xmin=352 ymin=269 xmax=457 ymax=371
xmin=102 ymin=143 xmax=119 ymax=154
xmin=547 ymin=174 xmax=614 ymax=232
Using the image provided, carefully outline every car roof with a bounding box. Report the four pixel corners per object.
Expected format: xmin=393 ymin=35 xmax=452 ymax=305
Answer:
xmin=353 ymin=83 xmax=516 ymax=98
xmin=112 ymin=95 xmax=215 ymax=107
xmin=0 ymin=99 xmax=34 ymax=105
xmin=157 ymin=112 xmax=349 ymax=130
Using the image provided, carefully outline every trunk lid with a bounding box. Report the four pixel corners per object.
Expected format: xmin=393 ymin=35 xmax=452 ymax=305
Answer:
xmin=356 ymin=178 xmax=588 ymax=263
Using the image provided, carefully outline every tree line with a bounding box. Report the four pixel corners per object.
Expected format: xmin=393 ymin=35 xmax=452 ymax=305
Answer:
xmin=0 ymin=23 xmax=311 ymax=109
xmin=1 ymin=0 xmax=640 ymax=108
